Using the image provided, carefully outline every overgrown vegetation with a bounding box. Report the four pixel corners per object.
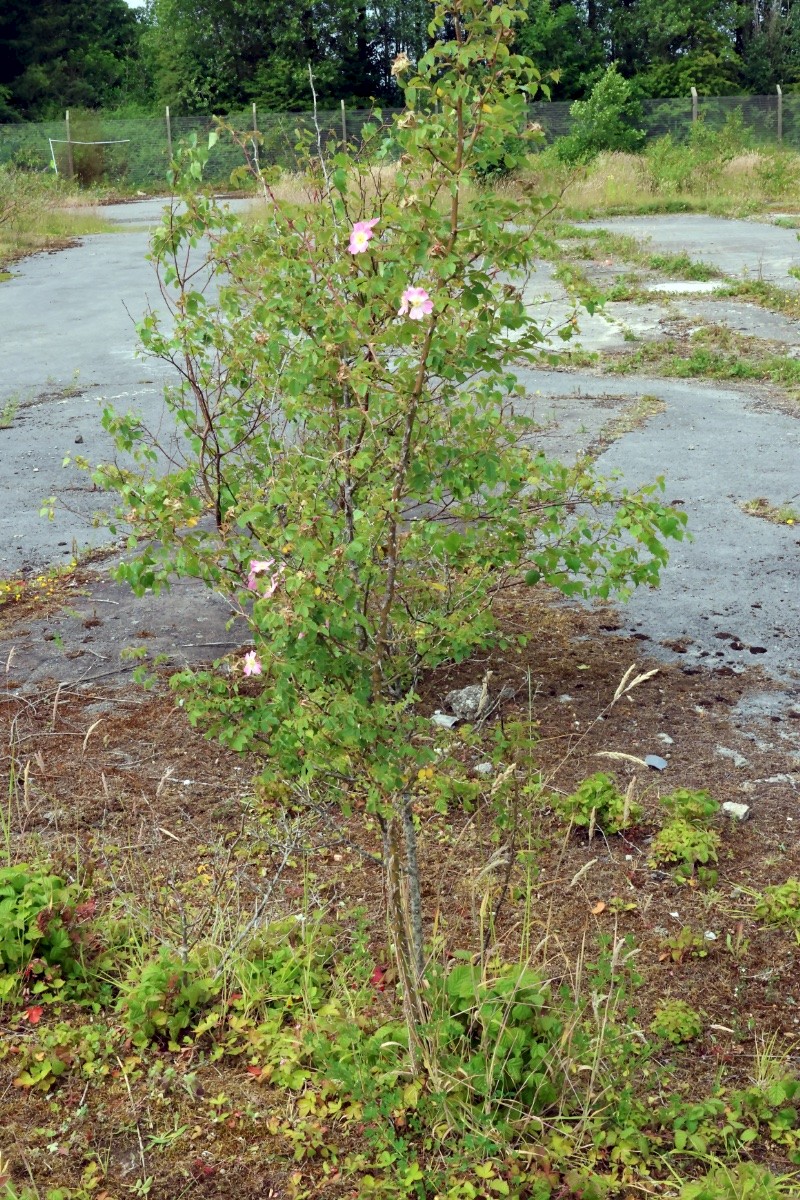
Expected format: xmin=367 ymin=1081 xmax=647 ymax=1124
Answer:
xmin=0 ymin=165 xmax=113 ymax=266
xmin=6 ymin=3 xmax=800 ymax=1199
xmin=583 ymin=323 xmax=800 ymax=396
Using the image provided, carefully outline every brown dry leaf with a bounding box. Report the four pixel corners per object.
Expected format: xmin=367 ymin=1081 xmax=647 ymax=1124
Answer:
xmin=591 ymin=900 xmax=606 ymax=915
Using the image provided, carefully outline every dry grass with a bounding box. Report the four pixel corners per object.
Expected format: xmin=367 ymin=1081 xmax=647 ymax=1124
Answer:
xmin=520 ymin=144 xmax=800 ymax=218
xmin=0 ymin=168 xmax=116 ymax=267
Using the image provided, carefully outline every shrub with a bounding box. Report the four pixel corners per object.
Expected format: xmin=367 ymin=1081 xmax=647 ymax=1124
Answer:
xmin=556 ymin=65 xmax=645 ymax=164
xmin=90 ymin=0 xmax=685 ymax=1031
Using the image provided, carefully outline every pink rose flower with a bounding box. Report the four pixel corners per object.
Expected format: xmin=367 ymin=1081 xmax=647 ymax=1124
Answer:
xmin=247 ymin=559 xmax=285 ymax=597
xmin=247 ymin=559 xmax=273 ymax=591
xmin=243 ymin=650 xmax=262 ymax=676
xmin=398 ymin=286 xmax=433 ymax=321
xmin=348 ymin=218 xmax=379 ymax=254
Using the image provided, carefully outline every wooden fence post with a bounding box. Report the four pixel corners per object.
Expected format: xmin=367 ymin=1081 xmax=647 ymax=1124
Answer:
xmin=691 ymin=87 xmax=698 ymax=126
xmin=777 ymin=84 xmax=783 ymax=144
xmin=165 ymin=105 xmax=173 ymax=161
xmin=65 ymin=110 xmax=74 ymax=180
xmin=252 ymin=101 xmax=258 ymax=134
xmin=341 ymin=98 xmax=347 ymax=145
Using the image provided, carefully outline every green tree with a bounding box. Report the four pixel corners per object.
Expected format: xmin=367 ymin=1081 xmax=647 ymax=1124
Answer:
xmin=633 ymin=0 xmax=743 ymax=95
xmin=0 ymin=0 xmax=144 ymax=119
xmin=736 ymin=1 xmax=800 ymax=93
xmin=515 ymin=1 xmax=604 ymax=98
xmin=142 ymin=0 xmax=431 ymax=113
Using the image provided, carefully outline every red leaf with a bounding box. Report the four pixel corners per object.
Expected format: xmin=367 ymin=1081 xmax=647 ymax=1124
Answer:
xmin=369 ymin=966 xmax=386 ymax=992
xmin=246 ymin=1065 xmax=263 ymax=1079
xmin=24 ymin=1005 xmax=44 ymax=1025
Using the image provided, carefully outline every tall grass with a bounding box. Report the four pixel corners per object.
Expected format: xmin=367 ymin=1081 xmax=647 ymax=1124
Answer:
xmin=519 ymin=139 xmax=800 ymax=220
xmin=0 ymin=165 xmax=116 ymax=266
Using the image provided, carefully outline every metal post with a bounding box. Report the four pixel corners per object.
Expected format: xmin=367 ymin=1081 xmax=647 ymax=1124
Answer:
xmin=165 ymin=105 xmax=173 ymax=161
xmin=341 ymin=98 xmax=347 ymax=145
xmin=65 ymin=110 xmax=74 ymax=180
xmin=777 ymin=84 xmax=783 ymax=144
xmin=691 ymin=87 xmax=698 ymax=126
xmin=252 ymin=101 xmax=258 ymax=134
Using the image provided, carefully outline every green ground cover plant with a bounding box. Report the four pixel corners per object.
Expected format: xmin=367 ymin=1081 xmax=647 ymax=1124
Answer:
xmin=552 ymin=770 xmax=641 ymax=834
xmin=754 ymin=879 xmax=800 ymax=934
xmin=650 ymin=999 xmax=704 ymax=1045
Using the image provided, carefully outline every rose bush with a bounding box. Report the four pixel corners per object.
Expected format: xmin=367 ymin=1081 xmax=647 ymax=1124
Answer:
xmin=90 ymin=0 xmax=686 ymax=1025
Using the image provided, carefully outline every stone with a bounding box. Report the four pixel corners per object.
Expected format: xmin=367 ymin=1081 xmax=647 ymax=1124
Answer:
xmin=722 ymin=801 xmax=751 ymax=821
xmin=657 ymin=732 xmax=674 ymax=745
xmin=445 ymin=684 xmax=485 ymax=721
xmin=431 ymin=712 xmax=458 ymax=729
xmin=473 ymin=762 xmax=495 ymax=777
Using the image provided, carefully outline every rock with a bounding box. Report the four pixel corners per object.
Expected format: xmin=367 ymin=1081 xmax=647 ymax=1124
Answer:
xmin=431 ymin=712 xmax=458 ymax=729
xmin=74 ymin=433 xmax=84 ymax=444
xmin=722 ymin=801 xmax=751 ymax=821
xmin=704 ymin=931 xmax=718 ymax=941
xmin=645 ymin=754 xmax=668 ymax=771
xmin=657 ymin=732 xmax=674 ymax=745
xmin=716 ymin=745 xmax=749 ymax=768
xmin=445 ymin=684 xmax=485 ymax=721
xmin=559 ymin=694 xmax=573 ymax=704
xmin=473 ymin=762 xmax=495 ymax=777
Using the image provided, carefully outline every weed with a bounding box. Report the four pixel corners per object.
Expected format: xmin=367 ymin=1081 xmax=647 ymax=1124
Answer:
xmin=647 ymin=252 xmax=719 ymax=281
xmin=605 ymin=322 xmax=800 ymax=392
xmin=658 ymin=926 xmax=710 ymax=964
xmin=649 ymin=819 xmax=720 ymax=876
xmin=553 ymin=771 xmax=641 ymax=835
xmin=741 ymin=497 xmax=799 ymax=526
xmin=0 ymin=396 xmax=18 ymax=428
xmin=434 ymin=961 xmax=563 ymax=1119
xmin=119 ymin=949 xmax=220 ymax=1047
xmin=0 ymin=863 xmax=85 ymax=975
xmin=681 ymin=1163 xmax=800 ymax=1200
xmin=650 ymin=999 xmax=704 ymax=1045
xmin=754 ymin=879 xmax=800 ymax=934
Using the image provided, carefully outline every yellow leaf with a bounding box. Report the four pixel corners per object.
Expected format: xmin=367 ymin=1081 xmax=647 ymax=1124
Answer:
xmin=591 ymin=901 xmax=606 ymax=916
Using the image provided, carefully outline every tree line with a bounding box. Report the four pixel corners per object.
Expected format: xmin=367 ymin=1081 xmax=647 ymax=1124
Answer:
xmin=2 ymin=0 xmax=800 ymax=121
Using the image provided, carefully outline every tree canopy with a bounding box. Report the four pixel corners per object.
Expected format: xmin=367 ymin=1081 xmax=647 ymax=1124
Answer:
xmin=0 ymin=0 xmax=144 ymax=120
xmin=3 ymin=0 xmax=800 ymax=119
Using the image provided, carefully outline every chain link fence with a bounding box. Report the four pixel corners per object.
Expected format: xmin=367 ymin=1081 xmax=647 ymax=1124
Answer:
xmin=0 ymin=107 xmax=399 ymax=188
xmin=527 ymin=92 xmax=796 ymax=145
xmin=1 ymin=94 xmax=798 ymax=188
